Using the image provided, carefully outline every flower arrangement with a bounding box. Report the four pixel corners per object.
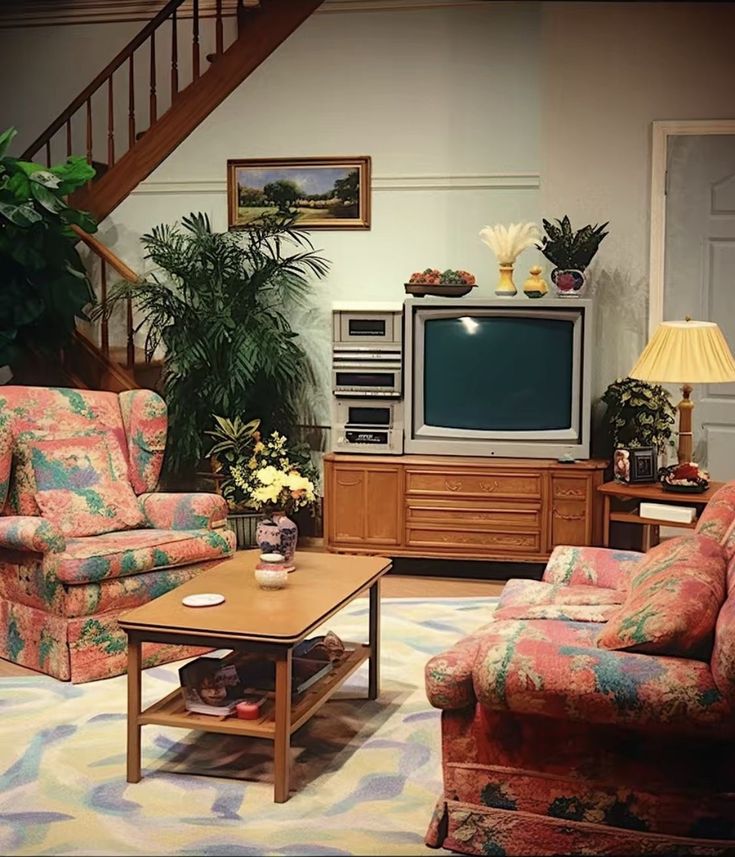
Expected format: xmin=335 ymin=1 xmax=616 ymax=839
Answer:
xmin=229 ymin=430 xmax=318 ymax=517
xmin=479 ymin=222 xmax=540 ymax=265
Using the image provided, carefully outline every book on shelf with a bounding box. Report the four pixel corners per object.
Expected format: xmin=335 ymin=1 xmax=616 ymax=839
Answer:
xmin=638 ymin=501 xmax=697 ymax=524
xmin=178 ymin=636 xmax=347 ymax=716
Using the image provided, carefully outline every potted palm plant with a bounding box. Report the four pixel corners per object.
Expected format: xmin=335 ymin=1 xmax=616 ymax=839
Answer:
xmin=96 ymin=211 xmax=329 ymax=483
xmin=538 ymin=215 xmax=608 ymax=297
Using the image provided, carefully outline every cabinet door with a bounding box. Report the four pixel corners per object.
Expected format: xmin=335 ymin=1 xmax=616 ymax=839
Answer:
xmin=328 ymin=464 xmax=402 ymax=546
xmin=550 ymin=474 xmax=591 ymax=547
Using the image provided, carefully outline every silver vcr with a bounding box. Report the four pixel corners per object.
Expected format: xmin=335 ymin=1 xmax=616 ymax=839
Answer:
xmin=331 ymin=304 xmax=404 ymax=454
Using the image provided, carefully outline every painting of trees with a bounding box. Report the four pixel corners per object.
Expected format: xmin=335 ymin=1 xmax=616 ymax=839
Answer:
xmin=228 ymin=157 xmax=370 ymax=229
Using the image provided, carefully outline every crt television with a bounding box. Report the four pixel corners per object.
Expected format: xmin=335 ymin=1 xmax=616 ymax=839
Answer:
xmin=403 ymin=297 xmax=593 ymax=459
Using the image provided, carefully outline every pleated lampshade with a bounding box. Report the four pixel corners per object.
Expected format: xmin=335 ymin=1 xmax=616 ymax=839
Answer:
xmin=629 ymin=320 xmax=735 ymax=383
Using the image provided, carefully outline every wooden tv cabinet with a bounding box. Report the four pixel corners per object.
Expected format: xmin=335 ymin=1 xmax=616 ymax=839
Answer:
xmin=324 ymin=452 xmax=607 ymax=562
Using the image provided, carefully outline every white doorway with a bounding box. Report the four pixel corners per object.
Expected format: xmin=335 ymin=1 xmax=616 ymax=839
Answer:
xmin=649 ymin=120 xmax=735 ymax=479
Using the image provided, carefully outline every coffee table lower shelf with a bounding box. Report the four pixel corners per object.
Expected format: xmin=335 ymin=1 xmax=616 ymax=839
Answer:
xmin=139 ymin=643 xmax=369 ymax=738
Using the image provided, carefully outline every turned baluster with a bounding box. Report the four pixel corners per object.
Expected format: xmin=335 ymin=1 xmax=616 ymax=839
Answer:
xmin=171 ymin=8 xmax=179 ymax=99
xmin=107 ymin=76 xmax=115 ymax=166
xmin=215 ymin=0 xmax=224 ymax=55
xmin=126 ymin=297 xmax=135 ymax=370
xmin=128 ymin=55 xmax=136 ymax=149
xmin=149 ymin=30 xmax=158 ymax=125
xmin=85 ymin=97 xmax=93 ymax=182
xmin=66 ymin=118 xmax=72 ymax=158
xmin=192 ymin=0 xmax=200 ymax=80
xmin=100 ymin=258 xmax=110 ymax=357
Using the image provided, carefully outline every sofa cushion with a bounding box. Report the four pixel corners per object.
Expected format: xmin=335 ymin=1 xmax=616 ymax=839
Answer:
xmin=696 ymin=482 xmax=735 ymax=560
xmin=42 ymin=526 xmax=236 ymax=584
xmin=28 ymin=436 xmax=144 ymax=537
xmin=597 ymin=535 xmax=727 ymax=658
xmin=9 ymin=428 xmax=130 ymax=517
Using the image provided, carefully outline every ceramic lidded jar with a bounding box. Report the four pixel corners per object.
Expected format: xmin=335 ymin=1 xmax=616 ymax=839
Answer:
xmin=254 ymin=553 xmax=288 ymax=590
xmin=273 ymin=513 xmax=298 ymax=563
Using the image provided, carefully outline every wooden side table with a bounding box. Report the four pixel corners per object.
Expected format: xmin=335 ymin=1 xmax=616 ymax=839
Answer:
xmin=598 ymin=480 xmax=724 ymax=549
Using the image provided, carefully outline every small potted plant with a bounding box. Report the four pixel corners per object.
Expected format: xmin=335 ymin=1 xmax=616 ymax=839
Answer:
xmin=601 ymin=377 xmax=676 ymax=477
xmin=538 ymin=215 xmax=608 ymax=297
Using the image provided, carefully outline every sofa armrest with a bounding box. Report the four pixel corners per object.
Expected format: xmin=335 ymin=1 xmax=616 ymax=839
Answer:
xmin=474 ymin=621 xmax=731 ymax=734
xmin=0 ymin=516 xmax=66 ymax=554
xmin=139 ymin=493 xmax=229 ymax=531
xmin=425 ymin=623 xmax=497 ymax=710
xmin=543 ymin=545 xmax=644 ymax=591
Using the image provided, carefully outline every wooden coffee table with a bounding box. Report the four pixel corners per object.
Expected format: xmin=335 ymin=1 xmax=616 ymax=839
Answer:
xmin=118 ymin=550 xmax=391 ymax=802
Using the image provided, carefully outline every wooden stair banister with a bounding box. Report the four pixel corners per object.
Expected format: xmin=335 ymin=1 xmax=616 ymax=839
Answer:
xmin=71 ymin=0 xmax=325 ymax=221
xmin=67 ymin=226 xmax=143 ymax=391
xmin=22 ymin=0 xmax=190 ymax=165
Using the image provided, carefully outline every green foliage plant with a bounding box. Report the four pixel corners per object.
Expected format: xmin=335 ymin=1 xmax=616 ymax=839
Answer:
xmin=538 ymin=215 xmax=608 ymax=271
xmin=0 ymin=127 xmax=97 ymax=372
xmin=96 ymin=211 xmax=329 ymax=479
xmin=205 ymin=415 xmax=261 ymax=511
xmin=601 ymin=376 xmax=676 ymax=453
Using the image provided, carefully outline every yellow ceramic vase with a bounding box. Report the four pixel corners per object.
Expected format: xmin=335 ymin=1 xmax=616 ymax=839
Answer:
xmin=495 ymin=264 xmax=517 ymax=297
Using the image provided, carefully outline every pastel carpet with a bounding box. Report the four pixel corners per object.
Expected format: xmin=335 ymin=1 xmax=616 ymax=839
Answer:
xmin=0 ymin=596 xmax=497 ymax=856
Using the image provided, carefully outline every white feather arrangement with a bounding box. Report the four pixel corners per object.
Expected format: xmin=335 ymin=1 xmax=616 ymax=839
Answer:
xmin=479 ymin=222 xmax=541 ymax=265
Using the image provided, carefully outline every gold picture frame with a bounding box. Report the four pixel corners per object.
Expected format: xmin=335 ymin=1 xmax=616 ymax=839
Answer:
xmin=227 ymin=156 xmax=371 ymax=230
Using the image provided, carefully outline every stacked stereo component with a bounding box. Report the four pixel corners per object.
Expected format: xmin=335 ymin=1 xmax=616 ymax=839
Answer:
xmin=331 ymin=303 xmax=404 ymax=454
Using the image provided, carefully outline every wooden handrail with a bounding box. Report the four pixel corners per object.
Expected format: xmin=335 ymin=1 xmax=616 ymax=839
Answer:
xmin=22 ymin=0 xmax=187 ymax=161
xmin=71 ymin=224 xmax=141 ymax=283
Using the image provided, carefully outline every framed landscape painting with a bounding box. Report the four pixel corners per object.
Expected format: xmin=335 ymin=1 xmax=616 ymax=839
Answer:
xmin=227 ymin=156 xmax=371 ymax=230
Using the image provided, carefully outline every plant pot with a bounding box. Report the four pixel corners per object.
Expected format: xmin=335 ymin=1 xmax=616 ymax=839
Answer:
xmin=551 ymin=268 xmax=587 ymax=298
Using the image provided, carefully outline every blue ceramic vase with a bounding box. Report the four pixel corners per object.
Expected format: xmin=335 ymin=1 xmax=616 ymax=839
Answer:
xmin=275 ymin=513 xmax=298 ymax=563
xmin=255 ymin=518 xmax=281 ymax=554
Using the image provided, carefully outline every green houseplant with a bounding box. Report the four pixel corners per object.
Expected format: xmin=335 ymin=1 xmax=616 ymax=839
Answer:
xmin=97 ymin=211 xmax=329 ymax=480
xmin=601 ymin=376 xmax=676 ymax=456
xmin=538 ymin=215 xmax=608 ymax=297
xmin=0 ymin=127 xmax=97 ymax=378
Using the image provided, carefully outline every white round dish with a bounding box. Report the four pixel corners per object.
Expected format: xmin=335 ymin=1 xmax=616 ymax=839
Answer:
xmin=181 ymin=593 xmax=226 ymax=607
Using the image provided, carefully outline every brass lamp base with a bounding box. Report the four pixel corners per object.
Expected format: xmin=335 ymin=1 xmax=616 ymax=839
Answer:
xmin=676 ymin=383 xmax=694 ymax=464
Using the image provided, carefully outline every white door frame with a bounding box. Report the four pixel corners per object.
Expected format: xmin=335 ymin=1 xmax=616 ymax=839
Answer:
xmin=649 ymin=119 xmax=735 ymax=336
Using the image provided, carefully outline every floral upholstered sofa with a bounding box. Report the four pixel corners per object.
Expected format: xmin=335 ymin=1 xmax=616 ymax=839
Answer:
xmin=0 ymin=386 xmax=235 ymax=683
xmin=425 ymin=482 xmax=735 ymax=855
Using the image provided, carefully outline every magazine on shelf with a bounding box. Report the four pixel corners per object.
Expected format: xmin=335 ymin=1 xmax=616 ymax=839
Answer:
xmin=178 ymin=636 xmax=348 ymax=715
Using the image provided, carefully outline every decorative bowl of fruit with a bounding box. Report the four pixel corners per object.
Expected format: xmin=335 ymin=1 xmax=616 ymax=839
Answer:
xmin=405 ymin=269 xmax=477 ymax=297
xmin=658 ymin=462 xmax=710 ymax=493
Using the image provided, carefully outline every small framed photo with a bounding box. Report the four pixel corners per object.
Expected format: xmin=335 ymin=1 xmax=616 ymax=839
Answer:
xmin=629 ymin=447 xmax=657 ymax=484
xmin=227 ymin=156 xmax=371 ymax=230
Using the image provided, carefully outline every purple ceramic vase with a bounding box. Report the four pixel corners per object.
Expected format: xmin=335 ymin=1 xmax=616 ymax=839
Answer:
xmin=255 ymin=518 xmax=281 ymax=554
xmin=274 ymin=513 xmax=298 ymax=563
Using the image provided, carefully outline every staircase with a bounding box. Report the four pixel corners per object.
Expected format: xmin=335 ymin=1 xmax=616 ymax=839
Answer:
xmin=20 ymin=0 xmax=324 ymax=390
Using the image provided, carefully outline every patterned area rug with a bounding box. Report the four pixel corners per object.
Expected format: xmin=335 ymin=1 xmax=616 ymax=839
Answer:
xmin=0 ymin=596 xmax=497 ymax=856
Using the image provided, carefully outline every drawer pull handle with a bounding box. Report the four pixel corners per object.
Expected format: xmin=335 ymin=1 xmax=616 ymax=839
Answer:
xmin=553 ymin=508 xmax=585 ymax=521
xmin=556 ymin=487 xmax=585 ymax=498
xmin=480 ymin=480 xmax=500 ymax=493
xmin=337 ymin=478 xmax=362 ymax=487
xmin=445 ymin=479 xmax=462 ymax=492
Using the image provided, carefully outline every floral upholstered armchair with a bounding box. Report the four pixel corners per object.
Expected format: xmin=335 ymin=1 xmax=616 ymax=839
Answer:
xmin=425 ymin=482 xmax=735 ymax=855
xmin=0 ymin=386 xmax=235 ymax=683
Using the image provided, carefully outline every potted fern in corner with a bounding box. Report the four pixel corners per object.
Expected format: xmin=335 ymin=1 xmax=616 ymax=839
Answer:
xmin=538 ymin=215 xmax=608 ymax=297
xmin=96 ymin=211 xmax=329 ymax=486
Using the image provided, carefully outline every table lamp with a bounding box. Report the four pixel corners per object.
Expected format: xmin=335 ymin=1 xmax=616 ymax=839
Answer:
xmin=628 ymin=319 xmax=735 ymax=463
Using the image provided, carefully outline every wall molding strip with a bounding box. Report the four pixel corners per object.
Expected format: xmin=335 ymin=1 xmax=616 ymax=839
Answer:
xmin=0 ymin=0 xmax=484 ymax=28
xmin=131 ymin=172 xmax=540 ymax=195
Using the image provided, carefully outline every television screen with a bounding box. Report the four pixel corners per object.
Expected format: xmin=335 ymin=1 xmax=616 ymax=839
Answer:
xmin=423 ymin=315 xmax=574 ymax=431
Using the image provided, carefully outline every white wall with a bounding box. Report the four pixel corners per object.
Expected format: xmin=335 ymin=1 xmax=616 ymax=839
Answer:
xmin=540 ymin=1 xmax=735 ymax=396
xmin=106 ymin=2 xmax=544 ymax=423
xmin=4 ymin=1 xmax=735 ymax=421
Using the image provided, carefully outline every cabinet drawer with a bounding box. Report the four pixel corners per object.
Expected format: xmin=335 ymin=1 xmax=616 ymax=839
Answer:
xmin=406 ymin=526 xmax=541 ymax=553
xmin=406 ymin=498 xmax=541 ymax=531
xmin=406 ymin=469 xmax=542 ymax=499
xmin=552 ymin=477 xmax=590 ymax=500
